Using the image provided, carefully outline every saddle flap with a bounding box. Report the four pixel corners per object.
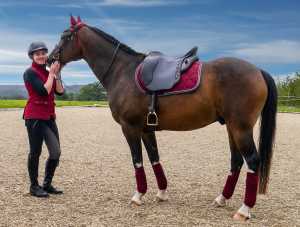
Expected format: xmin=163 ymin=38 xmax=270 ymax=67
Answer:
xmin=143 ymin=56 xmax=182 ymax=90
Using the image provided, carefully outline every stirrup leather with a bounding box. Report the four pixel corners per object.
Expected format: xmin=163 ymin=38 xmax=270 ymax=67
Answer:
xmin=147 ymin=93 xmax=159 ymax=126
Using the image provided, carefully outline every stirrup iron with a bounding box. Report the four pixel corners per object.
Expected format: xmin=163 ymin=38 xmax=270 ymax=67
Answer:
xmin=147 ymin=111 xmax=158 ymax=126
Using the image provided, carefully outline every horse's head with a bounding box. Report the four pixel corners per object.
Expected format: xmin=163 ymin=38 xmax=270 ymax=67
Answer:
xmin=48 ymin=15 xmax=85 ymax=66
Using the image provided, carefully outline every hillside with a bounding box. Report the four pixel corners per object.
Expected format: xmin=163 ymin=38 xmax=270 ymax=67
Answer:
xmin=0 ymin=85 xmax=83 ymax=98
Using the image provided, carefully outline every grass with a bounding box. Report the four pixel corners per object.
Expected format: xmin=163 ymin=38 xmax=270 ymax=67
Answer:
xmin=278 ymin=105 xmax=300 ymax=113
xmin=0 ymin=100 xmax=300 ymax=113
xmin=0 ymin=100 xmax=108 ymax=108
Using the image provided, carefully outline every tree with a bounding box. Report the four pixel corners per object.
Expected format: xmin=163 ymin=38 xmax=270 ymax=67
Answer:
xmin=55 ymin=92 xmax=69 ymax=100
xmin=77 ymin=82 xmax=107 ymax=101
xmin=277 ymin=72 xmax=300 ymax=97
xmin=277 ymin=72 xmax=300 ymax=107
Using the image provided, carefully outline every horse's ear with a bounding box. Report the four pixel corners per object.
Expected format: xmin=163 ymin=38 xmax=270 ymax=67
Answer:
xmin=77 ymin=16 xmax=82 ymax=23
xmin=70 ymin=15 xmax=77 ymax=26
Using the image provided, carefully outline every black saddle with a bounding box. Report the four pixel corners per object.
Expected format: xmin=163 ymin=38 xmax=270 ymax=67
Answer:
xmin=140 ymin=47 xmax=198 ymax=92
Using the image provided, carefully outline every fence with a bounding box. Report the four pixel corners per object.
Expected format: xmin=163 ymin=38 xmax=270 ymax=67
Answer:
xmin=278 ymin=96 xmax=300 ymax=107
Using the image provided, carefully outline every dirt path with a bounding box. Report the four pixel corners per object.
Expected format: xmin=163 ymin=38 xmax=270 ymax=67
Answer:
xmin=0 ymin=108 xmax=299 ymax=226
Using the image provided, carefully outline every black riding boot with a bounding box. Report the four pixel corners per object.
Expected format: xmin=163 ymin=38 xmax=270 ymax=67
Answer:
xmin=28 ymin=154 xmax=48 ymax=197
xmin=43 ymin=159 xmax=63 ymax=194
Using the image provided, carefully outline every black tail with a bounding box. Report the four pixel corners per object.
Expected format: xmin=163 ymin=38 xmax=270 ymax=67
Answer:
xmin=258 ymin=70 xmax=277 ymax=194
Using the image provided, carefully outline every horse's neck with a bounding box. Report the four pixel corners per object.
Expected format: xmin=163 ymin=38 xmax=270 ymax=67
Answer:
xmin=80 ymin=30 xmax=143 ymax=90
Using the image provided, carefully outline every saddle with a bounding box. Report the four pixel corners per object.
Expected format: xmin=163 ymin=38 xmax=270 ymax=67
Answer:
xmin=140 ymin=47 xmax=198 ymax=92
xmin=137 ymin=47 xmax=199 ymax=128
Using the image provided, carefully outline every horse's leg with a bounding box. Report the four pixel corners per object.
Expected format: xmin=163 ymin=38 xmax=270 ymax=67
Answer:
xmin=214 ymin=128 xmax=243 ymax=207
xmin=122 ymin=125 xmax=146 ymax=205
xmin=230 ymin=126 xmax=260 ymax=221
xmin=142 ymin=131 xmax=168 ymax=201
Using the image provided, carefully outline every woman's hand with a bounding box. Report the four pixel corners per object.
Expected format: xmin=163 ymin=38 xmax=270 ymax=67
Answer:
xmin=44 ymin=61 xmax=61 ymax=94
xmin=49 ymin=61 xmax=60 ymax=78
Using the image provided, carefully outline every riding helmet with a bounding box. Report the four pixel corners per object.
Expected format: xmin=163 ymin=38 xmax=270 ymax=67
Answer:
xmin=28 ymin=41 xmax=48 ymax=59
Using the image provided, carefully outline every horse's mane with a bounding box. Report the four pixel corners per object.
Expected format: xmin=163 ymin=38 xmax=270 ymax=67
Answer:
xmin=87 ymin=26 xmax=144 ymax=57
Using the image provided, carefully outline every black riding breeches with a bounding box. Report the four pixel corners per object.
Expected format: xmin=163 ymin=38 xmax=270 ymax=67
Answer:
xmin=25 ymin=119 xmax=61 ymax=161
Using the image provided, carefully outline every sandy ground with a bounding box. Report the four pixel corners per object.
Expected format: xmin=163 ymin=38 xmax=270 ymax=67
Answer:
xmin=0 ymin=107 xmax=299 ymax=227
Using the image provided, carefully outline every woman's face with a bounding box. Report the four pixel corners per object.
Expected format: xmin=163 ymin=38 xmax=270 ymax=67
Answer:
xmin=32 ymin=50 xmax=48 ymax=65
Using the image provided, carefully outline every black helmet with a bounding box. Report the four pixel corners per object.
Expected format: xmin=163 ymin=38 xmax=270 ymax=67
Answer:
xmin=28 ymin=41 xmax=48 ymax=58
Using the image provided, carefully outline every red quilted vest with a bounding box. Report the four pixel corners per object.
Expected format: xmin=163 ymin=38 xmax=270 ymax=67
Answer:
xmin=23 ymin=62 xmax=56 ymax=120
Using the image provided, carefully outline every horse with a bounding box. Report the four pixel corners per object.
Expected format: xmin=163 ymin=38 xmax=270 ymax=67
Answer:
xmin=48 ymin=16 xmax=277 ymax=221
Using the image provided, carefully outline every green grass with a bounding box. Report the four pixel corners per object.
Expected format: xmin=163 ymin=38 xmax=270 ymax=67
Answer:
xmin=278 ymin=105 xmax=300 ymax=113
xmin=55 ymin=100 xmax=108 ymax=107
xmin=1 ymin=100 xmax=299 ymax=113
xmin=0 ymin=100 xmax=27 ymax=108
xmin=0 ymin=100 xmax=108 ymax=108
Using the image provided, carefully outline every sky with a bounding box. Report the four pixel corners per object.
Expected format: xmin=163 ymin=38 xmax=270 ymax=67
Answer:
xmin=0 ymin=0 xmax=299 ymax=85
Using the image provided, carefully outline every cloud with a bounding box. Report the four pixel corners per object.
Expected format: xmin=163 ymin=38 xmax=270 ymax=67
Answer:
xmin=0 ymin=1 xmax=58 ymax=7
xmin=55 ymin=0 xmax=216 ymax=9
xmin=80 ymin=14 xmax=251 ymax=57
xmin=228 ymin=10 xmax=299 ymax=23
xmin=0 ymin=62 xmax=94 ymax=78
xmin=0 ymin=49 xmax=27 ymax=64
xmin=55 ymin=0 xmax=194 ymax=8
xmin=0 ymin=28 xmax=59 ymax=65
xmin=55 ymin=3 xmax=83 ymax=8
xmin=0 ymin=21 xmax=104 ymax=82
xmin=0 ymin=0 xmax=189 ymax=8
xmin=0 ymin=25 xmax=94 ymax=84
xmin=229 ymin=40 xmax=300 ymax=64
xmin=0 ymin=2 xmax=298 ymax=84
xmin=92 ymin=0 xmax=186 ymax=7
xmin=0 ymin=64 xmax=28 ymax=74
xmin=61 ymin=62 xmax=94 ymax=79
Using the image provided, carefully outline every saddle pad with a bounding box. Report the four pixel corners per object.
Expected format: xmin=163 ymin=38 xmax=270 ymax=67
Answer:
xmin=135 ymin=61 xmax=202 ymax=96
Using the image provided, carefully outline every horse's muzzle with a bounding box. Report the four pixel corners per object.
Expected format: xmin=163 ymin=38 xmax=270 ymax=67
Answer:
xmin=47 ymin=53 xmax=60 ymax=66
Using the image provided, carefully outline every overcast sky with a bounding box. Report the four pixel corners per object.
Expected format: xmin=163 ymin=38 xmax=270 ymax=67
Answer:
xmin=0 ymin=0 xmax=299 ymax=84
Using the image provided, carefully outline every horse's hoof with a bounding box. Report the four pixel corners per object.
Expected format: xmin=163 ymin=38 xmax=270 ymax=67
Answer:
xmin=130 ymin=191 xmax=144 ymax=206
xmin=156 ymin=190 xmax=168 ymax=202
xmin=233 ymin=212 xmax=250 ymax=221
xmin=212 ymin=194 xmax=226 ymax=207
xmin=212 ymin=200 xmax=225 ymax=207
xmin=131 ymin=199 xmax=143 ymax=206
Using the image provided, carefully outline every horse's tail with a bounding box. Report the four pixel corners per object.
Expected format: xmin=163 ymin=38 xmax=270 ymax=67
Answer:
xmin=258 ymin=70 xmax=277 ymax=194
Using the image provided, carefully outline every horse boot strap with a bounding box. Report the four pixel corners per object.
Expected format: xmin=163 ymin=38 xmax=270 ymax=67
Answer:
xmin=147 ymin=93 xmax=158 ymax=126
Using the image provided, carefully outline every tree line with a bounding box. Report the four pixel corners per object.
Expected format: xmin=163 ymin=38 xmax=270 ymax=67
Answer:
xmin=276 ymin=72 xmax=300 ymax=97
xmin=56 ymin=82 xmax=107 ymax=101
xmin=56 ymin=71 xmax=300 ymax=103
xmin=2 ymin=73 xmax=300 ymax=102
xmin=276 ymin=72 xmax=300 ymax=107
xmin=0 ymin=82 xmax=107 ymax=101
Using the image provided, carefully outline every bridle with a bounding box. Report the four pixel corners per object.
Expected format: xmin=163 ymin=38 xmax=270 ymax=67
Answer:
xmin=49 ymin=23 xmax=86 ymax=64
xmin=49 ymin=23 xmax=121 ymax=84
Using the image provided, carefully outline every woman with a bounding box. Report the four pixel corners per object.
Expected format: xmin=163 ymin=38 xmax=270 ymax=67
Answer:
xmin=23 ymin=41 xmax=64 ymax=197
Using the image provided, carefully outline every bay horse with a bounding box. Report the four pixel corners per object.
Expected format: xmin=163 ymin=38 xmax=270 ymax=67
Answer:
xmin=49 ymin=16 xmax=277 ymax=221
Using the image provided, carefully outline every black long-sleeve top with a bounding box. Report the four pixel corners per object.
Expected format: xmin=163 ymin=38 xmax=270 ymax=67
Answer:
xmin=23 ymin=68 xmax=64 ymax=96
